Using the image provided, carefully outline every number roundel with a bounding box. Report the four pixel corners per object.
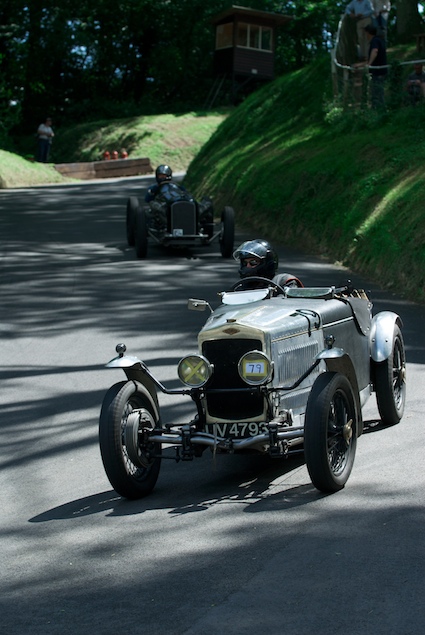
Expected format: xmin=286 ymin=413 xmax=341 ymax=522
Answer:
xmin=238 ymin=350 xmax=272 ymax=385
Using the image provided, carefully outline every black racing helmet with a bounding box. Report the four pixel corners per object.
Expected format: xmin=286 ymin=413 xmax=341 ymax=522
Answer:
xmin=233 ymin=239 xmax=278 ymax=279
xmin=155 ymin=164 xmax=172 ymax=183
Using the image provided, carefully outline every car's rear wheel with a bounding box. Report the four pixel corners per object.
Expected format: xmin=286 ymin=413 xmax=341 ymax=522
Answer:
xmin=304 ymin=372 xmax=357 ymax=493
xmin=374 ymin=324 xmax=406 ymax=425
xmin=135 ymin=208 xmax=148 ymax=258
xmin=99 ymin=381 xmax=161 ymax=499
xmin=220 ymin=206 xmax=235 ymax=258
xmin=126 ymin=197 xmax=139 ymax=247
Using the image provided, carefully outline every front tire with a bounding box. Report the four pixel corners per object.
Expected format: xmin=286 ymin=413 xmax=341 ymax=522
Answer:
xmin=374 ymin=324 xmax=406 ymax=425
xmin=99 ymin=381 xmax=161 ymax=499
xmin=135 ymin=208 xmax=148 ymax=258
xmin=126 ymin=197 xmax=139 ymax=247
xmin=219 ymin=206 xmax=235 ymax=258
xmin=304 ymin=372 xmax=358 ymax=493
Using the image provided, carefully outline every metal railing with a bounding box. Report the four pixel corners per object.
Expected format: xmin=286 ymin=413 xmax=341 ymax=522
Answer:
xmin=331 ymin=14 xmax=425 ymax=109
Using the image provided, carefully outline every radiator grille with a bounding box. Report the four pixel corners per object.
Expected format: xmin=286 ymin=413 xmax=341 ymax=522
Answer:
xmin=202 ymin=338 xmax=264 ymax=420
xmin=169 ymin=201 xmax=197 ymax=235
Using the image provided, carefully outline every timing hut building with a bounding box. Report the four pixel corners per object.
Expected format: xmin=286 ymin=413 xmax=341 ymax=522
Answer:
xmin=211 ymin=5 xmax=292 ymax=100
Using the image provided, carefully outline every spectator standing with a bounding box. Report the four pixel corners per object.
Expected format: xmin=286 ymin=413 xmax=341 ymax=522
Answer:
xmin=406 ymin=63 xmax=425 ymax=104
xmin=345 ymin=0 xmax=374 ymax=60
xmin=36 ymin=117 xmax=54 ymax=163
xmin=364 ymin=24 xmax=388 ymax=108
xmin=372 ymin=1 xmax=391 ymax=41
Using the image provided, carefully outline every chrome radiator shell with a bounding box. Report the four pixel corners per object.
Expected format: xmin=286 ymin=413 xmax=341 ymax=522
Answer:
xmin=198 ymin=297 xmax=329 ymax=424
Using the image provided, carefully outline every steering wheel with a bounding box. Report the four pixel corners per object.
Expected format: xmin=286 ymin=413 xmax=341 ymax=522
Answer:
xmin=229 ymin=276 xmax=286 ymax=296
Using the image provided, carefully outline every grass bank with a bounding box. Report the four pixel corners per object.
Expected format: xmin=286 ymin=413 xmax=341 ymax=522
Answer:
xmin=0 ymin=110 xmax=229 ymax=189
xmin=0 ymin=150 xmax=68 ymax=188
xmin=184 ymin=56 xmax=425 ymax=304
xmin=1 ymin=56 xmax=424 ymax=303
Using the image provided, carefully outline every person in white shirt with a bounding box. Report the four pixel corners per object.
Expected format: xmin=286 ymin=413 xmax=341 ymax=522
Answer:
xmin=345 ymin=0 xmax=374 ymax=60
xmin=36 ymin=117 xmax=54 ymax=162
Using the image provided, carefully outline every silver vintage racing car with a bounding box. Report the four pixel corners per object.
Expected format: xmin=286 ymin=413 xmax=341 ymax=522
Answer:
xmin=98 ymin=279 xmax=406 ymax=498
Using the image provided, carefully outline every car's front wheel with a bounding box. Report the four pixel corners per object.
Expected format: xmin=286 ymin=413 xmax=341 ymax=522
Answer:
xmin=219 ymin=206 xmax=235 ymax=258
xmin=304 ymin=372 xmax=358 ymax=493
xmin=135 ymin=208 xmax=148 ymax=258
xmin=374 ymin=324 xmax=406 ymax=425
xmin=99 ymin=381 xmax=161 ymax=499
xmin=126 ymin=197 xmax=139 ymax=246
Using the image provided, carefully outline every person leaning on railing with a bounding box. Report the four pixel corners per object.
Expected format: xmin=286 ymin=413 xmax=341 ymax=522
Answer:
xmin=345 ymin=0 xmax=374 ymax=60
xmin=352 ymin=24 xmax=388 ymax=109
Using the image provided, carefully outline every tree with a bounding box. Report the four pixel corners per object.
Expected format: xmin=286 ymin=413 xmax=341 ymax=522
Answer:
xmin=396 ymin=0 xmax=424 ymax=43
xmin=2 ymin=0 xmax=425 ymax=146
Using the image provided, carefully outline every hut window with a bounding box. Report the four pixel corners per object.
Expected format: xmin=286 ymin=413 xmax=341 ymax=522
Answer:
xmin=236 ymin=23 xmax=272 ymax=51
xmin=216 ymin=23 xmax=233 ymax=49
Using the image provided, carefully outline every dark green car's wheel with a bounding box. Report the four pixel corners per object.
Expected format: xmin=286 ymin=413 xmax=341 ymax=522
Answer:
xmin=99 ymin=381 xmax=161 ymax=499
xmin=219 ymin=206 xmax=235 ymax=258
xmin=304 ymin=372 xmax=358 ymax=493
xmin=126 ymin=197 xmax=139 ymax=247
xmin=135 ymin=207 xmax=148 ymax=258
xmin=374 ymin=324 xmax=406 ymax=425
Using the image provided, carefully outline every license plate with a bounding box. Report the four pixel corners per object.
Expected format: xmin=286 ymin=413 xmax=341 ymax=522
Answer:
xmin=205 ymin=422 xmax=268 ymax=439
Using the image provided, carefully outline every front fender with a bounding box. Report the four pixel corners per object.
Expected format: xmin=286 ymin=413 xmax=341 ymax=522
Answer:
xmin=105 ymin=354 xmax=160 ymax=418
xmin=370 ymin=311 xmax=403 ymax=363
xmin=106 ymin=354 xmax=143 ymax=369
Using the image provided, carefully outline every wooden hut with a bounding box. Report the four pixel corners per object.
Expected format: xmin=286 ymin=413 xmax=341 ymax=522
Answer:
xmin=210 ymin=5 xmax=292 ymax=103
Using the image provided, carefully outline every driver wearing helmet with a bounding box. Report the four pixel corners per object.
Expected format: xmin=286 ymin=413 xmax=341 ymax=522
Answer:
xmin=145 ymin=164 xmax=214 ymax=236
xmin=233 ymin=239 xmax=303 ymax=289
xmin=145 ymin=164 xmax=188 ymax=203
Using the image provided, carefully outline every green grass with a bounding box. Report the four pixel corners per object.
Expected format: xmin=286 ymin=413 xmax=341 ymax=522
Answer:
xmin=0 ymin=150 xmax=69 ymax=188
xmin=54 ymin=110 xmax=230 ymax=170
xmin=184 ymin=55 xmax=425 ymax=303
xmin=1 ymin=52 xmax=424 ymax=303
xmin=0 ymin=110 xmax=229 ymax=188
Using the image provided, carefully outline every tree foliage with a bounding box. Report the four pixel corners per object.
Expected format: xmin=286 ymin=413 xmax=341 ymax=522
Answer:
xmin=0 ymin=0 xmax=424 ymax=141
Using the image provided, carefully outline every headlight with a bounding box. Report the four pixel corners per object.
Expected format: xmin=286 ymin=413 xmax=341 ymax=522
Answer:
xmin=178 ymin=355 xmax=213 ymax=387
xmin=238 ymin=350 xmax=272 ymax=386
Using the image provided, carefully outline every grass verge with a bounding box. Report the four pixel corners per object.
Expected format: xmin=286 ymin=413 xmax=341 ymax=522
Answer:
xmin=184 ymin=55 xmax=425 ymax=304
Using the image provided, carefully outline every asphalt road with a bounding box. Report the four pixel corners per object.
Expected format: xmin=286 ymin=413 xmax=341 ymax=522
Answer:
xmin=1 ymin=177 xmax=424 ymax=635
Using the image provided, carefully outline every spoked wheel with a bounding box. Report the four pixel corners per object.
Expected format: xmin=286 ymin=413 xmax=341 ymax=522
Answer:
xmin=304 ymin=372 xmax=358 ymax=493
xmin=374 ymin=324 xmax=406 ymax=425
xmin=126 ymin=197 xmax=139 ymax=247
xmin=219 ymin=206 xmax=235 ymax=258
xmin=99 ymin=381 xmax=161 ymax=499
xmin=135 ymin=208 xmax=148 ymax=258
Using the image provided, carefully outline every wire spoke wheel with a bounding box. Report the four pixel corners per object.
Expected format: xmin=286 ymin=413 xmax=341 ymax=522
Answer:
xmin=99 ymin=381 xmax=161 ymax=499
xmin=375 ymin=324 xmax=406 ymax=425
xmin=304 ymin=372 xmax=358 ymax=493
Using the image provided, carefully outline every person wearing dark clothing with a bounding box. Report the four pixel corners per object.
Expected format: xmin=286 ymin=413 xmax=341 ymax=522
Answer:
xmin=364 ymin=24 xmax=387 ymax=108
xmin=233 ymin=239 xmax=303 ymax=290
xmin=144 ymin=164 xmax=214 ymax=236
xmin=145 ymin=164 xmax=189 ymax=203
xmin=406 ymin=63 xmax=425 ymax=104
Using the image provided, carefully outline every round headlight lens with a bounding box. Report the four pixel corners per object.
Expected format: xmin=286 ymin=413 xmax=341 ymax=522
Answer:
xmin=178 ymin=355 xmax=213 ymax=387
xmin=238 ymin=351 xmax=272 ymax=386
